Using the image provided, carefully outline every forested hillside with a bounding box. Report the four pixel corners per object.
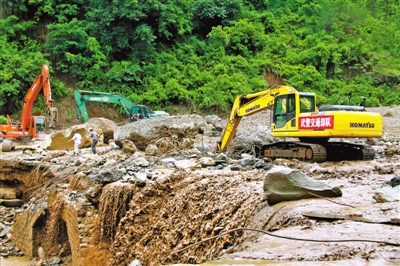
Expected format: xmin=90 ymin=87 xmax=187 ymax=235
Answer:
xmin=1 ymin=0 xmax=399 ymax=117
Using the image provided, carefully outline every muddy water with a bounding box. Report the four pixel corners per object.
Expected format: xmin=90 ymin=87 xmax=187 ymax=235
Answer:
xmin=0 ymin=256 xmax=36 ymax=265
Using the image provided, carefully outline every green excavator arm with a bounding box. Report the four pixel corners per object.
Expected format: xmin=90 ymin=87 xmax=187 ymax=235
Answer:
xmin=74 ymin=90 xmax=136 ymax=122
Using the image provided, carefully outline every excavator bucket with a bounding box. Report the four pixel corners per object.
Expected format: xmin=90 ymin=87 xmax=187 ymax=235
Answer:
xmin=47 ymin=106 xmax=59 ymax=128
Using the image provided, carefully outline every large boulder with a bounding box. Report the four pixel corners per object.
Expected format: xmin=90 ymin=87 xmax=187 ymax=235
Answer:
xmin=114 ymin=115 xmax=207 ymax=150
xmin=87 ymin=118 xmax=117 ymax=143
xmin=263 ymin=166 xmax=342 ymax=205
xmin=47 ymin=124 xmax=103 ymax=151
xmin=373 ymin=185 xmax=400 ymax=203
xmin=204 ymin=114 xmax=224 ymax=130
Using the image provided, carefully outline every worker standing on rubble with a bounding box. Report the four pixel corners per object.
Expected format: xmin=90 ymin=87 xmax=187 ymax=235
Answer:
xmin=69 ymin=129 xmax=82 ymax=155
xmin=89 ymin=128 xmax=98 ymax=154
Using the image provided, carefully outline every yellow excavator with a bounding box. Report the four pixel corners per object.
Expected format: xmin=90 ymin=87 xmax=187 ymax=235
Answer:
xmin=217 ymin=85 xmax=382 ymax=161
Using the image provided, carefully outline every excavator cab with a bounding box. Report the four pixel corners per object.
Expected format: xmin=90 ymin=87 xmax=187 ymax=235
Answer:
xmin=34 ymin=116 xmax=45 ymax=134
xmin=130 ymin=105 xmax=151 ymax=122
xmin=273 ymin=97 xmax=286 ymax=128
xmin=273 ymin=92 xmax=316 ymax=129
xmin=27 ymin=116 xmax=46 ymax=137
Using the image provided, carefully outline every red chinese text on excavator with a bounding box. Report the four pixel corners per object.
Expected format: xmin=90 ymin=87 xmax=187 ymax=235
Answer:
xmin=217 ymin=85 xmax=383 ymax=161
xmin=0 ymin=64 xmax=58 ymax=152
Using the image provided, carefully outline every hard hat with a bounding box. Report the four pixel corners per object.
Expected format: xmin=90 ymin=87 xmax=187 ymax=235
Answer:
xmin=89 ymin=128 xmax=93 ymax=131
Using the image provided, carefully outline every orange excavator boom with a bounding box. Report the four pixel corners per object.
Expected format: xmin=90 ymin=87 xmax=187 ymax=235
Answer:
xmin=19 ymin=64 xmax=58 ymax=131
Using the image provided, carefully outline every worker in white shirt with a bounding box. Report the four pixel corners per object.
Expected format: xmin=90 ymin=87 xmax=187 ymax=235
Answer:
xmin=69 ymin=129 xmax=82 ymax=155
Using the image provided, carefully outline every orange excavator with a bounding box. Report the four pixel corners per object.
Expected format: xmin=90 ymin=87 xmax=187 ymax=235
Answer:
xmin=0 ymin=64 xmax=58 ymax=152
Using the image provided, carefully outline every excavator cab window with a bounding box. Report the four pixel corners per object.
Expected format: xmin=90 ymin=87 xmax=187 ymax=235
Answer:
xmin=142 ymin=106 xmax=152 ymax=118
xmin=35 ymin=117 xmax=45 ymax=133
xmin=299 ymin=95 xmax=316 ymax=113
xmin=287 ymin=94 xmax=296 ymax=126
xmin=274 ymin=96 xmax=288 ymax=128
xmin=274 ymin=94 xmax=296 ymax=128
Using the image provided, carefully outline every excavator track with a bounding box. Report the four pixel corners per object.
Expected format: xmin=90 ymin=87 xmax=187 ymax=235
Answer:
xmin=260 ymin=141 xmax=376 ymax=162
xmin=261 ymin=142 xmax=327 ymax=162
xmin=323 ymin=142 xmax=376 ymax=161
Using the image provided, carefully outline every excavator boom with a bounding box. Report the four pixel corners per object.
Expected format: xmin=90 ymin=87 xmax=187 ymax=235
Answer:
xmin=20 ymin=64 xmax=58 ymax=130
xmin=74 ymin=90 xmax=136 ymax=122
xmin=218 ymin=86 xmax=303 ymax=151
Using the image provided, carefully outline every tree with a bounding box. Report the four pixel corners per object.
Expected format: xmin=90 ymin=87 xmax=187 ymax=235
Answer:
xmin=191 ymin=0 xmax=242 ymax=37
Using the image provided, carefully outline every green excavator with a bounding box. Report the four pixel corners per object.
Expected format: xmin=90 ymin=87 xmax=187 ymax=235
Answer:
xmin=74 ymin=90 xmax=168 ymax=122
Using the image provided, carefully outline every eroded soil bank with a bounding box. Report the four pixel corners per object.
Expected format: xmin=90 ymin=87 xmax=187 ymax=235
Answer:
xmin=1 ymin=152 xmax=399 ymax=266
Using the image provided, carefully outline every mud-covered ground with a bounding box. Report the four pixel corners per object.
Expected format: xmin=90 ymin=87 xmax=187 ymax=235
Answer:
xmin=1 ymin=105 xmax=400 ymax=266
xmin=209 ymin=105 xmax=400 ymax=264
xmin=104 ymin=157 xmax=399 ymax=265
xmin=218 ymin=159 xmax=400 ymax=264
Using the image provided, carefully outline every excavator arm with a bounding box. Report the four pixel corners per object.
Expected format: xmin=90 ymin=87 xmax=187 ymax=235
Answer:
xmin=20 ymin=64 xmax=58 ymax=131
xmin=74 ymin=90 xmax=136 ymax=122
xmin=217 ymin=86 xmax=299 ymax=151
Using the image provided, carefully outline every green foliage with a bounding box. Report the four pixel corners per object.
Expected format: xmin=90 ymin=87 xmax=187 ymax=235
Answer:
xmin=225 ymin=19 xmax=269 ymax=57
xmin=316 ymin=0 xmax=371 ymax=36
xmin=191 ymin=0 xmax=243 ymax=36
xmin=51 ymin=79 xmax=69 ymax=97
xmin=245 ymin=0 xmax=269 ymax=9
xmin=27 ymin=0 xmax=84 ymax=23
xmin=191 ymin=0 xmax=242 ymax=21
xmin=46 ymin=19 xmax=107 ymax=78
xmin=0 ymin=115 xmax=7 ymax=125
xmin=0 ymin=18 xmax=49 ymax=114
xmin=84 ymin=0 xmax=193 ymax=61
xmin=0 ymin=16 xmax=35 ymax=43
